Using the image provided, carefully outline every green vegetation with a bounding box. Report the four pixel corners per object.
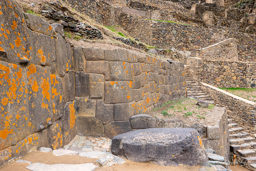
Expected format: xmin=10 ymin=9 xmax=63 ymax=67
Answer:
xmin=153 ymin=100 xmax=175 ymax=111
xmin=64 ymin=32 xmax=72 ymax=39
xmin=146 ymin=19 xmax=192 ymax=26
xmin=208 ymin=104 xmax=215 ymax=109
xmin=184 ymin=112 xmax=193 ymax=117
xmin=104 ymin=25 xmax=118 ymax=33
xmin=26 ymin=10 xmax=41 ymax=17
xmin=73 ymin=35 xmax=83 ymax=41
xmin=196 ymin=115 xmax=206 ymax=119
xmin=64 ymin=32 xmax=83 ymax=40
xmin=219 ymin=87 xmax=256 ymax=92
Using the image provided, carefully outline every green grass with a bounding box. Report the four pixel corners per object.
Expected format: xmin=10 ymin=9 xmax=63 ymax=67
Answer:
xmin=146 ymin=19 xmax=192 ymax=26
xmin=74 ymin=35 xmax=83 ymax=41
xmin=104 ymin=25 xmax=118 ymax=33
xmin=196 ymin=115 xmax=206 ymax=119
xmin=184 ymin=111 xmax=193 ymax=117
xmin=153 ymin=100 xmax=175 ymax=111
xmin=64 ymin=32 xmax=72 ymax=39
xmin=219 ymin=87 xmax=256 ymax=92
xmin=208 ymin=104 xmax=215 ymax=109
xmin=26 ymin=10 xmax=41 ymax=16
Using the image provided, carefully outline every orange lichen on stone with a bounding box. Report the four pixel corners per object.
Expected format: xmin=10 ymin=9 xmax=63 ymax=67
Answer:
xmin=11 ymin=21 xmax=17 ymax=30
xmin=14 ymin=36 xmax=21 ymax=48
xmin=69 ymin=101 xmax=76 ymax=129
xmin=27 ymin=64 xmax=36 ymax=78
xmin=128 ymin=81 xmax=133 ymax=88
xmin=1 ymin=97 xmax=8 ymax=106
xmin=41 ymin=79 xmax=50 ymax=101
xmin=0 ymin=129 xmax=13 ymax=139
xmin=110 ymin=81 xmax=118 ymax=85
xmin=38 ymin=49 xmax=46 ymax=63
xmin=15 ymin=114 xmax=21 ymax=120
xmin=197 ymin=136 xmax=204 ymax=148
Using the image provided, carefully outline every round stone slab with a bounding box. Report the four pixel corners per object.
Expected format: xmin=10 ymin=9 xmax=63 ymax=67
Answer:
xmin=111 ymin=128 xmax=208 ymax=166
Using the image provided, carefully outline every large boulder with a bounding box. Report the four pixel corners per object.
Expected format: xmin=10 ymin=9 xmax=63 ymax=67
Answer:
xmin=111 ymin=128 xmax=208 ymax=166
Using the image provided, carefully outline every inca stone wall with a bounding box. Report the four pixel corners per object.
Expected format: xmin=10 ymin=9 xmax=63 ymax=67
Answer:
xmin=201 ymin=82 xmax=256 ymax=133
xmin=75 ymin=46 xmax=186 ymax=139
xmin=0 ymin=0 xmax=186 ymax=165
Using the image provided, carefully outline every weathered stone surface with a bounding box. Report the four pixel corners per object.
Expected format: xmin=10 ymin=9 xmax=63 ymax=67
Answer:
xmin=105 ymin=121 xmax=131 ymax=139
xmin=26 ymin=163 xmax=97 ymax=171
xmin=86 ymin=61 xmax=109 ymax=80
xmin=157 ymin=119 xmax=184 ymax=128
xmin=105 ymin=49 xmax=128 ymax=61
xmin=56 ymin=33 xmax=69 ymax=76
xmin=75 ymin=97 xmax=96 ymax=117
xmin=79 ymin=151 xmax=110 ymax=158
xmin=25 ymin=13 xmax=54 ymax=36
xmin=62 ymin=101 xmax=77 ymax=145
xmin=109 ymin=62 xmax=134 ymax=81
xmin=96 ymin=154 xmax=125 ymax=167
xmin=51 ymin=23 xmax=64 ymax=37
xmin=39 ymin=147 xmax=52 ymax=153
xmin=207 ymin=125 xmax=220 ymax=140
xmin=89 ymin=74 xmax=104 ymax=99
xmin=27 ymin=64 xmax=53 ymax=132
xmin=207 ymin=153 xmax=224 ymax=162
xmin=51 ymin=74 xmax=64 ymax=121
xmin=114 ymin=102 xmax=134 ymax=121
xmin=105 ymin=81 xmax=133 ymax=104
xmin=63 ymin=71 xmax=75 ymax=103
xmin=53 ymin=149 xmax=79 ymax=156
xmin=83 ymin=48 xmax=104 ymax=60
xmin=30 ymin=32 xmax=56 ymax=66
xmin=73 ymin=47 xmax=85 ymax=71
xmin=75 ymin=71 xmax=90 ymax=97
xmin=111 ymin=128 xmax=208 ymax=166
xmin=96 ymin=100 xmax=114 ymax=125
xmin=77 ymin=116 xmax=104 ymax=136
xmin=130 ymin=114 xmax=157 ymax=129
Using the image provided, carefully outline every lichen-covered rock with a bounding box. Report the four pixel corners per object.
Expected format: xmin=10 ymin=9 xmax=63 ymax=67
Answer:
xmin=111 ymin=128 xmax=208 ymax=166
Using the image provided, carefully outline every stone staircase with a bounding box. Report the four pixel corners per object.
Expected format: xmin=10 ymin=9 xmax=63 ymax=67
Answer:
xmin=185 ymin=65 xmax=215 ymax=104
xmin=229 ymin=119 xmax=256 ymax=170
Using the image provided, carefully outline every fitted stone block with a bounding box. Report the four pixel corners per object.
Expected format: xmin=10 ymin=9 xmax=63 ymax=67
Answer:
xmin=89 ymin=74 xmax=104 ymax=99
xmin=83 ymin=48 xmax=104 ymax=60
xmin=73 ymin=47 xmax=85 ymax=71
xmin=130 ymin=114 xmax=157 ymax=129
xmin=86 ymin=61 xmax=109 ymax=80
xmin=132 ymin=88 xmax=143 ymax=102
xmin=56 ymin=34 xmax=68 ymax=77
xmin=77 ymin=116 xmax=104 ymax=136
xmin=96 ymin=100 xmax=114 ymax=125
xmin=207 ymin=125 xmax=220 ymax=140
xmin=109 ymin=62 xmax=134 ymax=81
xmin=133 ymin=63 xmax=141 ymax=76
xmin=62 ymin=100 xmax=77 ymax=145
xmin=27 ymin=64 xmax=53 ymax=132
xmin=25 ymin=13 xmax=54 ymax=36
xmin=105 ymin=81 xmax=133 ymax=104
xmin=75 ymin=71 xmax=90 ymax=97
xmin=104 ymin=121 xmax=131 ymax=139
xmin=75 ymin=97 xmax=96 ymax=117
xmin=105 ymin=49 xmax=128 ymax=61
xmin=63 ymin=71 xmax=75 ymax=103
xmin=133 ymin=75 xmax=142 ymax=89
xmin=114 ymin=102 xmax=135 ymax=121
xmin=51 ymin=74 xmax=64 ymax=121
xmin=51 ymin=23 xmax=64 ymax=37
xmin=31 ymin=32 xmax=56 ymax=66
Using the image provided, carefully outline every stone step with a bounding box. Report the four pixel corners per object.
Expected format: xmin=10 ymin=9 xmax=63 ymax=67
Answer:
xmin=230 ymin=138 xmax=245 ymax=145
xmin=228 ymin=123 xmax=238 ymax=128
xmin=228 ymin=119 xmax=233 ymax=123
xmin=243 ymin=137 xmax=255 ymax=143
xmin=244 ymin=156 xmax=256 ymax=164
xmin=230 ymin=143 xmax=251 ymax=153
xmin=250 ymin=142 xmax=256 ymax=148
xmin=230 ymin=132 xmax=250 ymax=138
xmin=237 ymin=149 xmax=256 ymax=157
xmin=229 ymin=127 xmax=244 ymax=134
xmin=249 ymin=164 xmax=256 ymax=169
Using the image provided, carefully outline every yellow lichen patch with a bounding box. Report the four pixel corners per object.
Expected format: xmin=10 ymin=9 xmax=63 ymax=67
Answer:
xmin=1 ymin=97 xmax=8 ymax=106
xmin=110 ymin=81 xmax=118 ymax=86
xmin=14 ymin=36 xmax=21 ymax=48
xmin=37 ymin=49 xmax=46 ymax=63
xmin=0 ymin=129 xmax=13 ymax=139
xmin=0 ymin=47 xmax=4 ymax=52
xmin=27 ymin=64 xmax=36 ymax=76
xmin=31 ymin=80 xmax=38 ymax=92
xmin=28 ymin=122 xmax=32 ymax=127
xmin=41 ymin=102 xmax=48 ymax=109
xmin=41 ymin=79 xmax=50 ymax=101
xmin=69 ymin=101 xmax=76 ymax=129
xmin=128 ymin=81 xmax=133 ymax=88
xmin=197 ymin=136 xmax=204 ymax=148
xmin=11 ymin=21 xmax=17 ymax=30
xmin=15 ymin=114 xmax=21 ymax=120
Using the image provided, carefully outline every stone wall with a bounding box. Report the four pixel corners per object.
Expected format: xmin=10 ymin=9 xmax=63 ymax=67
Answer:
xmin=203 ymin=107 xmax=229 ymax=161
xmin=201 ymin=82 xmax=256 ymax=133
xmin=74 ymin=45 xmax=186 ymax=139
xmin=199 ymin=38 xmax=238 ymax=61
xmin=0 ymin=0 xmax=186 ymax=165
